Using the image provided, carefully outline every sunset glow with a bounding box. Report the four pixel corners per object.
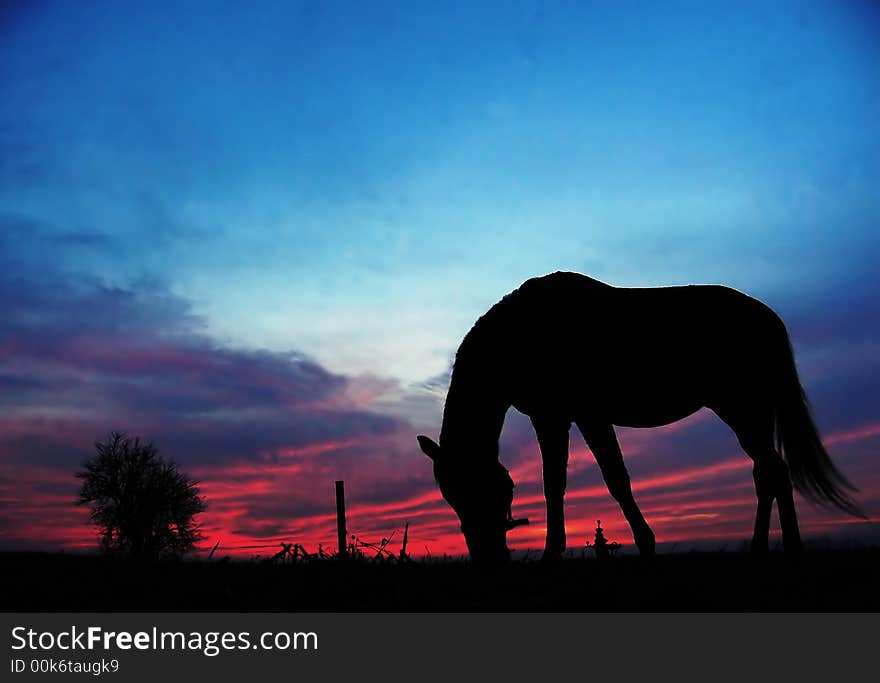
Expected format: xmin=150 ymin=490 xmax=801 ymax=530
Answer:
xmin=1 ymin=1 xmax=879 ymax=558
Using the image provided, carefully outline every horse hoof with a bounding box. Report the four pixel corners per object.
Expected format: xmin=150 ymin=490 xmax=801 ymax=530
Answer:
xmin=541 ymin=550 xmax=563 ymax=564
xmin=636 ymin=533 xmax=656 ymax=558
xmin=750 ymin=542 xmax=769 ymax=559
xmin=784 ymin=540 xmax=803 ymax=562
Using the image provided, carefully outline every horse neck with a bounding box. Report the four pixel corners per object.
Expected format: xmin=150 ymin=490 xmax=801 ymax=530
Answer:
xmin=439 ymin=365 xmax=508 ymax=462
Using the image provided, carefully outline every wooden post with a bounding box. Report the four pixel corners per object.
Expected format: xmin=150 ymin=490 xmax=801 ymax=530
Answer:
xmin=400 ymin=521 xmax=409 ymax=561
xmin=335 ymin=480 xmax=347 ymax=558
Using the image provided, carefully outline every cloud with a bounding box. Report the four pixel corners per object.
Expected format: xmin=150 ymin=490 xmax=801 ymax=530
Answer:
xmin=0 ymin=254 xmax=440 ymax=551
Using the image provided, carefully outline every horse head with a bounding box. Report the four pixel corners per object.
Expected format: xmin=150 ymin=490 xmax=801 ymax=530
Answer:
xmin=418 ymin=435 xmax=529 ymax=566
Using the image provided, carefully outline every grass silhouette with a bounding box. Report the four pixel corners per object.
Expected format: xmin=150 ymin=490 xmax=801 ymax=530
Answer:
xmin=2 ymin=546 xmax=877 ymax=611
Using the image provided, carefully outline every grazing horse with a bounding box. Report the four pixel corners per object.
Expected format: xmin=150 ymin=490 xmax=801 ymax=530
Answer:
xmin=417 ymin=272 xmax=863 ymax=565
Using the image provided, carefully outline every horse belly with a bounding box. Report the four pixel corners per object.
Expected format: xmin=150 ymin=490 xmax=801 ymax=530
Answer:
xmin=509 ymin=365 xmax=704 ymax=428
xmin=606 ymin=397 xmax=703 ymax=428
xmin=587 ymin=358 xmax=707 ymax=427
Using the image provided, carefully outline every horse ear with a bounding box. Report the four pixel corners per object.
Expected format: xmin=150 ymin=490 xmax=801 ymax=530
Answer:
xmin=417 ymin=435 xmax=442 ymax=462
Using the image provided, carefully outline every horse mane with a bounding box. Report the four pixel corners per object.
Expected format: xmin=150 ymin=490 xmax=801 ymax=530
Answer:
xmin=440 ymin=297 xmax=514 ymax=449
xmin=440 ymin=277 xmax=564 ymax=450
xmin=442 ymin=272 xmax=613 ymax=451
xmin=454 ymin=289 xmax=519 ymax=372
xmin=453 ymin=272 xmax=612 ymax=372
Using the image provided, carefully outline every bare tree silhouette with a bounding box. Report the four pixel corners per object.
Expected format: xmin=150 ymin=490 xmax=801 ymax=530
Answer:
xmin=76 ymin=432 xmax=206 ymax=558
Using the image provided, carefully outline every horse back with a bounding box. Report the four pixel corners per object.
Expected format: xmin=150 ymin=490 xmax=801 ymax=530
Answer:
xmin=464 ymin=272 xmax=787 ymax=424
xmin=499 ymin=272 xmax=780 ymax=345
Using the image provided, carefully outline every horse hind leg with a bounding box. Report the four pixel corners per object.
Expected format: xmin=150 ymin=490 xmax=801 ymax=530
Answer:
xmin=578 ymin=420 xmax=655 ymax=558
xmin=716 ymin=407 xmax=803 ymax=558
xmin=749 ymin=459 xmax=776 ymax=557
xmin=760 ymin=456 xmax=802 ymax=558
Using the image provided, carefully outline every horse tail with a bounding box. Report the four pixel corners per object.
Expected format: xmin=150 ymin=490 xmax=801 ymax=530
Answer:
xmin=774 ymin=333 xmax=865 ymax=518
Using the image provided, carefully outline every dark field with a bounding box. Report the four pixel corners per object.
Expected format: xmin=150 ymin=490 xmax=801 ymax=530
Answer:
xmin=2 ymin=548 xmax=878 ymax=612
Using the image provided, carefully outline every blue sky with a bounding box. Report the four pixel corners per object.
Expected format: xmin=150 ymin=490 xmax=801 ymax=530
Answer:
xmin=1 ymin=1 xmax=879 ymax=552
xmin=3 ymin=0 xmax=878 ymax=382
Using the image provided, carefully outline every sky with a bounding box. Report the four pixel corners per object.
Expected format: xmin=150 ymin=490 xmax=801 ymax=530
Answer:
xmin=1 ymin=0 xmax=879 ymax=558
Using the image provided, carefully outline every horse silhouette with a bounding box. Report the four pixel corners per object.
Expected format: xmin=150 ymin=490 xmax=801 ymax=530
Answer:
xmin=418 ymin=272 xmax=863 ymax=565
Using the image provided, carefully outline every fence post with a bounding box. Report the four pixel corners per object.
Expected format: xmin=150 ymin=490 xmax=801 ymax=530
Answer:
xmin=335 ymin=480 xmax=347 ymax=558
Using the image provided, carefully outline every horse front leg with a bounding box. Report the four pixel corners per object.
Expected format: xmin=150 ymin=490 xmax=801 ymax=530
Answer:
xmin=578 ymin=420 xmax=656 ymax=558
xmin=531 ymin=416 xmax=571 ymax=562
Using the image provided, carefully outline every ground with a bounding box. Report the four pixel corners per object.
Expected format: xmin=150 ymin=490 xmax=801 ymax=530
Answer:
xmin=1 ymin=548 xmax=877 ymax=612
